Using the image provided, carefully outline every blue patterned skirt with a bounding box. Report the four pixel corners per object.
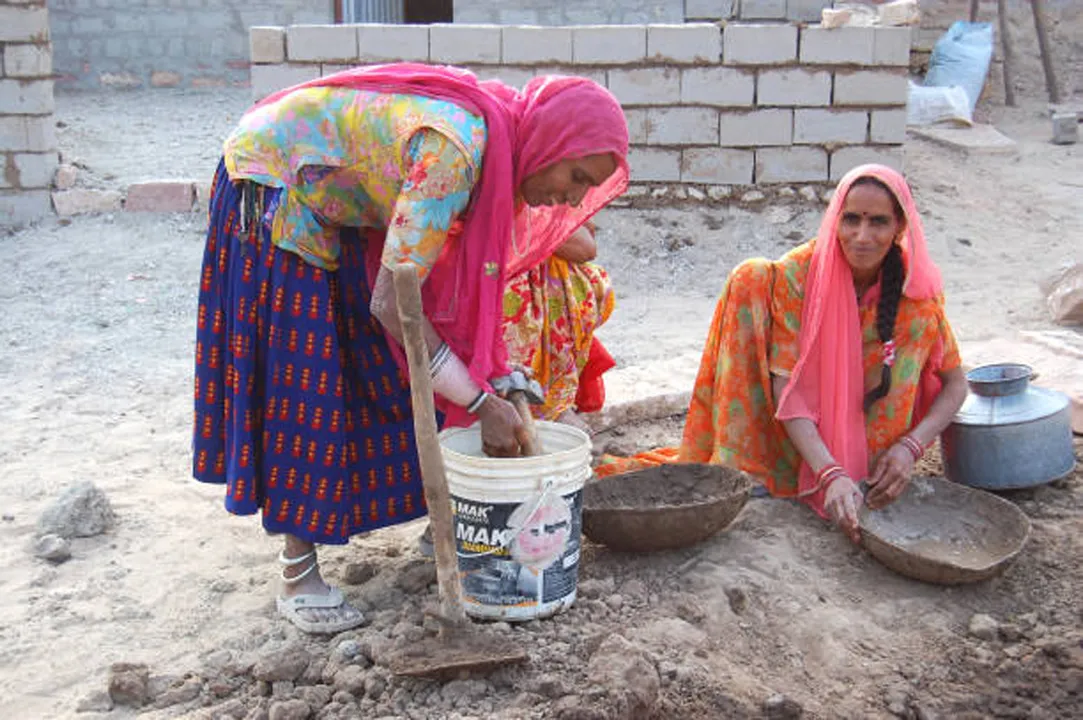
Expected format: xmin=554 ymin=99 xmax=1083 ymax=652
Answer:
xmin=193 ymin=161 xmax=428 ymax=544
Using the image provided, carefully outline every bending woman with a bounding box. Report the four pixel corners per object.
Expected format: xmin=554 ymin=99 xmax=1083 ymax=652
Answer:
xmin=598 ymin=165 xmax=967 ymax=542
xmin=193 ymin=64 xmax=629 ymax=633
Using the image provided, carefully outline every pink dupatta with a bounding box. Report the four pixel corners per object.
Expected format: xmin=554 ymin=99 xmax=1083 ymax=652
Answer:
xmin=774 ymin=165 xmax=944 ymax=516
xmin=251 ymin=64 xmax=629 ymax=426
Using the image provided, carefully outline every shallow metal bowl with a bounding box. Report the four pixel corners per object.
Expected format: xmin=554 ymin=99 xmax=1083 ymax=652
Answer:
xmin=859 ymin=475 xmax=1031 ymax=585
xmin=582 ymin=464 xmax=752 ymax=552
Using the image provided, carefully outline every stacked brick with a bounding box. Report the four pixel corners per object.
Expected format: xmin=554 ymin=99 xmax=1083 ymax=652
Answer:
xmin=250 ymin=22 xmax=909 ymax=187
xmin=0 ymin=0 xmax=57 ymax=227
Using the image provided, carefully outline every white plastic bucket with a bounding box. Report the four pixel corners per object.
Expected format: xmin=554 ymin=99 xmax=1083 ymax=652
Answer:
xmin=438 ymin=421 xmax=592 ymax=621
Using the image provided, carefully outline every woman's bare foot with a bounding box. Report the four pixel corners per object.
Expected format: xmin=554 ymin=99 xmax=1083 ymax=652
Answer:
xmin=277 ymin=537 xmax=364 ymax=634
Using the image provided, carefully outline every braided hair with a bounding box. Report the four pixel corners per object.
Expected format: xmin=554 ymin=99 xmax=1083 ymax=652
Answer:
xmin=851 ymin=177 xmax=906 ymax=412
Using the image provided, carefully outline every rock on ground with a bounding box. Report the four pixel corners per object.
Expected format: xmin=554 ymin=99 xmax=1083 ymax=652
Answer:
xmin=38 ymin=481 xmax=115 ymax=539
xmin=32 ymin=533 xmax=71 ymax=563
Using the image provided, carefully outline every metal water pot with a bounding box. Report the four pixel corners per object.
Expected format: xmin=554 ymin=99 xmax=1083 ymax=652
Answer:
xmin=940 ymin=363 xmax=1075 ymax=489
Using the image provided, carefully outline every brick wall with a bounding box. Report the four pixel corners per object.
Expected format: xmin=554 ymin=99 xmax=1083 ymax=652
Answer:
xmin=250 ymin=21 xmax=908 ymax=186
xmin=454 ymin=0 xmax=833 ymax=24
xmin=0 ymin=0 xmax=56 ymax=227
xmin=49 ymin=0 xmax=334 ymax=90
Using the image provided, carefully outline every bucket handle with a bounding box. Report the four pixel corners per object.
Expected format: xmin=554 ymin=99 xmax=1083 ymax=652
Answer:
xmin=455 ymin=481 xmax=556 ymax=560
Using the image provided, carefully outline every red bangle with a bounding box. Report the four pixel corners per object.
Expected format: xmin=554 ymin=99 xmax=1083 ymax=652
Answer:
xmin=816 ymin=464 xmax=846 ymax=490
xmin=899 ymin=435 xmax=924 ymax=462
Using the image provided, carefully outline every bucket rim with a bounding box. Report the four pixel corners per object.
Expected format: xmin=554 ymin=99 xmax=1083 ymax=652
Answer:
xmin=438 ymin=420 xmax=592 ymax=465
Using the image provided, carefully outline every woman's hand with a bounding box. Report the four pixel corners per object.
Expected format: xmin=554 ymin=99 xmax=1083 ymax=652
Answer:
xmin=823 ymin=474 xmax=864 ymax=544
xmin=865 ymin=443 xmax=915 ymax=510
xmin=476 ymin=394 xmax=528 ymax=457
xmin=553 ymin=225 xmax=597 ymax=264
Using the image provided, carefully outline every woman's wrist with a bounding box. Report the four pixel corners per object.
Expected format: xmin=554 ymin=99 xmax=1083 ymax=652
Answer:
xmin=897 ymin=434 xmax=925 ymax=462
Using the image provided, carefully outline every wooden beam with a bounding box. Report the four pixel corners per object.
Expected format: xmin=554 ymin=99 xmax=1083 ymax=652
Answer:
xmin=997 ymin=0 xmax=1016 ymax=106
xmin=1031 ymin=0 xmax=1062 ymax=104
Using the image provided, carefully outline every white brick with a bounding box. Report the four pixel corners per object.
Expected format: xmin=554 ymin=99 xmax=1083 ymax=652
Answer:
xmin=531 ymin=66 xmax=607 ymax=86
xmin=624 ymin=109 xmax=649 ymax=144
xmin=0 ymin=6 xmax=49 ymax=43
xmin=0 ymin=79 xmax=53 ymax=114
xmin=320 ymin=64 xmax=354 ymax=77
xmin=286 ymin=25 xmax=358 ymax=63
xmin=0 ymin=190 xmax=51 ymax=228
xmin=685 ymin=0 xmax=737 ymax=20
xmin=794 ymin=109 xmax=867 ymax=144
xmin=800 ymin=26 xmax=875 ymax=65
xmin=830 ymin=146 xmax=904 ymax=180
xmin=3 ymin=43 xmax=51 ymax=77
xmin=628 ymin=147 xmax=681 ymax=182
xmin=250 ymin=64 xmax=321 ymax=103
xmin=607 ymin=68 xmax=680 ymax=106
xmin=740 ymin=0 xmax=786 ymax=19
xmin=467 ymin=66 xmax=535 ymax=89
xmin=723 ymin=24 xmax=797 ymax=65
xmin=430 ymin=24 xmax=501 ymax=64
xmin=681 ymin=148 xmax=754 ymax=184
xmin=870 ymin=109 xmax=908 ymax=144
xmin=573 ymin=25 xmax=647 ymax=64
xmin=647 ymin=24 xmax=721 ymax=64
xmin=249 ymin=26 xmax=285 ymax=64
xmin=681 ymin=67 xmax=754 ymax=107
xmin=757 ymin=69 xmax=831 ymax=107
xmin=501 ymin=26 xmax=572 ymax=64
xmin=834 ymin=70 xmax=908 ymax=106
xmin=873 ymin=27 xmax=912 ymax=66
xmin=756 ymin=146 xmax=828 ymax=183
xmin=645 ymin=107 xmax=719 ymax=145
xmin=357 ymin=24 xmax=429 ymax=63
xmin=12 ymin=151 xmax=57 ymax=188
xmin=51 ymin=189 xmax=123 ymax=217
xmin=719 ymin=109 xmax=793 ymax=146
xmin=0 ymin=116 xmax=55 ymax=152
xmin=787 ymin=0 xmax=832 ymax=22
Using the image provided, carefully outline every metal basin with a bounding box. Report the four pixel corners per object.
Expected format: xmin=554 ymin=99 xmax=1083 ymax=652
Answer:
xmin=582 ymin=464 xmax=751 ymax=552
xmin=940 ymin=363 xmax=1075 ymax=489
xmin=859 ymin=476 xmax=1031 ymax=585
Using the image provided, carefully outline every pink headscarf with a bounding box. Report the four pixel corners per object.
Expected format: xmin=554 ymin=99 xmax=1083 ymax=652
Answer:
xmin=253 ymin=64 xmax=630 ymax=426
xmin=774 ymin=164 xmax=943 ymax=516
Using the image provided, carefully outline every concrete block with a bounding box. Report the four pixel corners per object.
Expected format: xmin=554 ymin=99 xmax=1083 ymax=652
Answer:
xmin=430 ymin=24 xmax=502 ymax=64
xmin=0 ymin=189 xmax=51 ymax=228
xmin=830 ymin=146 xmax=903 ymax=180
xmin=794 ymin=109 xmax=867 ymax=144
xmin=99 ymin=72 xmax=142 ymax=90
xmin=286 ymin=25 xmax=357 ymax=63
xmin=607 ymin=68 xmax=680 ymax=106
xmin=51 ymin=189 xmax=123 ymax=217
xmin=150 ymin=71 xmax=183 ymax=88
xmin=0 ymin=115 xmax=55 ymax=152
xmin=531 ymin=66 xmax=607 ymax=87
xmin=647 ymin=24 xmax=721 ymax=64
xmin=787 ymin=0 xmax=832 ymax=23
xmin=628 ymin=147 xmax=681 ymax=182
xmin=681 ymin=67 xmax=755 ymax=107
xmin=719 ymin=109 xmax=793 ymax=147
xmin=250 ymin=26 xmax=286 ymax=64
xmin=740 ymin=0 xmax=786 ymax=19
xmin=12 ymin=151 xmax=57 ymax=188
xmin=54 ymin=163 xmax=77 ymax=190
xmin=624 ymin=109 xmax=649 ymax=144
xmin=685 ymin=0 xmax=737 ymax=20
xmin=250 ymin=64 xmax=321 ymax=103
xmin=357 ymin=24 xmax=429 ymax=63
xmin=573 ymin=25 xmax=647 ymax=64
xmin=757 ymin=69 xmax=831 ymax=107
xmin=0 ymin=5 xmax=49 ymax=43
xmin=756 ymin=146 xmax=828 ymax=183
xmin=3 ymin=43 xmax=52 ymax=78
xmin=0 ymin=79 xmax=53 ymax=115
xmin=800 ymin=26 xmax=875 ymax=65
xmin=645 ymin=107 xmax=719 ymax=145
xmin=873 ymin=27 xmax=912 ymax=66
xmin=320 ymin=64 xmax=354 ymax=77
xmin=681 ymin=148 xmax=754 ymax=184
xmin=125 ymin=180 xmax=196 ymax=213
xmin=501 ymin=26 xmax=572 ymax=64
xmin=870 ymin=109 xmax=908 ymax=144
xmin=878 ymin=1 xmax=920 ymax=27
xmin=834 ymin=70 xmax=908 ymax=106
xmin=467 ymin=66 xmax=535 ymax=89
xmin=723 ymin=24 xmax=797 ymax=65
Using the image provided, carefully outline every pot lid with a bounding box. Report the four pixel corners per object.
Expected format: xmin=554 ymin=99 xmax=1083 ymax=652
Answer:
xmin=953 ymin=385 xmax=1070 ymax=426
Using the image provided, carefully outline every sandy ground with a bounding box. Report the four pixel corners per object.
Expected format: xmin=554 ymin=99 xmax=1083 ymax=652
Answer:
xmin=1 ymin=32 xmax=1081 ymax=718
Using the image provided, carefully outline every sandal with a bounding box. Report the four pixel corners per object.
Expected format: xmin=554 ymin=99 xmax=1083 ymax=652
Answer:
xmin=275 ymin=550 xmax=365 ymax=634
